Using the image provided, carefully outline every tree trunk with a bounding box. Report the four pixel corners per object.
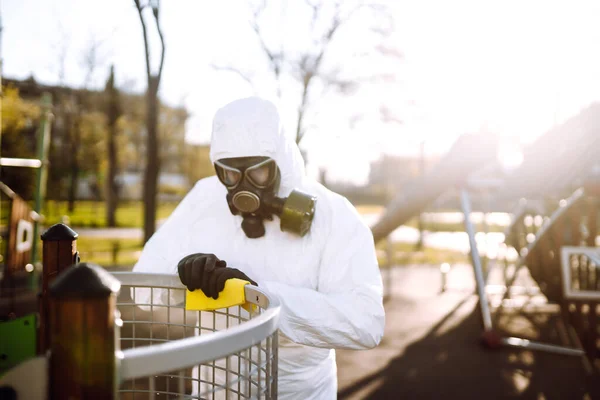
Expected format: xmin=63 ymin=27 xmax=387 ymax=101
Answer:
xmin=67 ymin=113 xmax=80 ymax=213
xmin=106 ymin=129 xmax=118 ymax=227
xmin=143 ymin=76 xmax=160 ymax=243
xmin=105 ymin=66 xmax=121 ymax=227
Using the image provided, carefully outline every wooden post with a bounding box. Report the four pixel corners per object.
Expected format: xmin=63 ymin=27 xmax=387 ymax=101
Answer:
xmin=48 ymin=263 xmax=121 ymax=400
xmin=39 ymin=223 xmax=79 ymax=354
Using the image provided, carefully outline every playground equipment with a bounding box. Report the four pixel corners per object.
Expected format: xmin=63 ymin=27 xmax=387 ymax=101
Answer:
xmin=0 ymin=182 xmax=41 ymax=276
xmin=0 ymin=92 xmax=53 ymax=266
xmin=0 ymin=92 xmax=53 ymax=383
xmin=371 ymin=132 xmax=498 ymax=244
xmin=461 ymin=187 xmax=586 ymax=357
xmin=369 ymin=108 xmax=600 ymax=366
xmin=455 ymin=104 xmax=600 ymax=363
xmin=461 ymin=181 xmax=600 ymax=369
xmin=0 ymin=223 xmax=281 ymax=399
xmin=560 ymin=246 xmax=600 ymax=361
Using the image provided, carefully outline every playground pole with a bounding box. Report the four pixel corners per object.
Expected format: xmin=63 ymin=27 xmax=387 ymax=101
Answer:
xmin=0 ymin=3 xmax=3 ymax=166
xmin=31 ymin=93 xmax=53 ymax=264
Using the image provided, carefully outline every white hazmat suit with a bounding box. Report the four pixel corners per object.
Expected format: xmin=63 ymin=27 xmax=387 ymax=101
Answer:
xmin=133 ymin=97 xmax=385 ymax=399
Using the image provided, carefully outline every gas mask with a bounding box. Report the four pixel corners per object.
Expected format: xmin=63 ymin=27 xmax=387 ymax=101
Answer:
xmin=214 ymin=156 xmax=316 ymax=239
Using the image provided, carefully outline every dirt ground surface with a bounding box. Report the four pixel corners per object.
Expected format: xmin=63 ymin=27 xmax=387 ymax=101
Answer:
xmin=336 ymin=264 xmax=600 ymax=400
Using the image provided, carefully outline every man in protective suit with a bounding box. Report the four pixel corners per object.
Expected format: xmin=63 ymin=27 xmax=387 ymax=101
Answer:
xmin=133 ymin=97 xmax=385 ymax=399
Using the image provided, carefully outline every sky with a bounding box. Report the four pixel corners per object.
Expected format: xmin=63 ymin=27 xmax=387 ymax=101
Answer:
xmin=3 ymin=0 xmax=600 ymax=184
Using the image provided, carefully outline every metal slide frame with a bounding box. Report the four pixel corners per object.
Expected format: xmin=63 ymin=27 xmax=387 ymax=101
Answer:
xmin=460 ymin=189 xmax=585 ymax=357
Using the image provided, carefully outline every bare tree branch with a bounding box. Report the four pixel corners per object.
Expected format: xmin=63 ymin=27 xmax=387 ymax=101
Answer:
xmin=134 ymin=0 xmax=152 ymax=82
xmin=250 ymin=0 xmax=283 ymax=98
xmin=239 ymin=0 xmax=398 ymax=144
xmin=375 ymin=44 xmax=404 ymax=59
xmin=152 ymin=0 xmax=166 ymax=82
xmin=210 ymin=63 xmax=256 ymax=91
xmin=380 ymin=105 xmax=403 ymax=125
xmin=294 ymin=2 xmax=348 ymax=144
xmin=50 ymin=19 xmax=70 ymax=85
xmin=81 ymin=36 xmax=103 ymax=89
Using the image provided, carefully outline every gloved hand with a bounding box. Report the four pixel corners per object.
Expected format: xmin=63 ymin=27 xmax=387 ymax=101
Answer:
xmin=177 ymin=253 xmax=257 ymax=299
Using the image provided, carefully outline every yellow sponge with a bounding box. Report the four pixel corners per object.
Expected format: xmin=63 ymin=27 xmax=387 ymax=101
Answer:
xmin=185 ymin=278 xmax=251 ymax=311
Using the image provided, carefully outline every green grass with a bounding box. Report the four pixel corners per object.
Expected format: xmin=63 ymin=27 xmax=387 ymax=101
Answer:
xmin=37 ymin=201 xmax=507 ymax=232
xmin=355 ymin=204 xmax=506 ymax=233
xmin=403 ymin=218 xmax=506 ymax=233
xmin=75 ymin=237 xmax=143 ymax=267
xmin=75 ymin=237 xmax=142 ymax=252
xmin=82 ymin=252 xmax=140 ymax=268
xmin=376 ymin=240 xmax=469 ymax=267
xmin=71 ymin=235 xmax=467 ymax=269
xmin=42 ymin=200 xmax=178 ymax=228
xmin=73 ymin=237 xmax=468 ymax=269
xmin=6 ymin=201 xmax=478 ymax=268
xmin=27 ymin=236 xmax=142 ymax=268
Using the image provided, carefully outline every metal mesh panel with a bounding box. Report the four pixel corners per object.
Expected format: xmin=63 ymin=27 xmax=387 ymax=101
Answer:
xmin=114 ymin=273 xmax=278 ymax=399
xmin=561 ymin=247 xmax=600 ymax=362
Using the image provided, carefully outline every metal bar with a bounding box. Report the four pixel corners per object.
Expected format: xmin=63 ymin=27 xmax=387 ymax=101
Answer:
xmin=226 ymin=306 xmax=231 ymax=400
xmin=501 ymin=337 xmax=585 ymax=357
xmin=272 ymin=330 xmax=278 ymax=400
xmin=238 ymin=307 xmax=242 ymax=397
xmin=149 ymin=376 xmax=155 ymax=400
xmin=226 ymin=355 xmax=231 ymax=400
xmin=150 ymin=287 xmax=154 ymax=346
xmin=461 ymin=189 xmax=493 ymax=331
xmin=166 ymin=288 xmax=171 ymax=396
xmin=31 ymin=92 xmax=53 ymax=264
xmin=560 ymin=247 xmax=600 ymax=300
xmin=258 ymin=341 xmax=262 ymax=399
xmin=0 ymin=157 xmax=42 ymax=168
xmin=212 ymin=309 xmax=216 ymax=400
xmin=178 ymin=370 xmax=185 ymax=399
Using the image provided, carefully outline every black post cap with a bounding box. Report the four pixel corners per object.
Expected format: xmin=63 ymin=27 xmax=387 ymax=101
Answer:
xmin=41 ymin=223 xmax=78 ymax=241
xmin=49 ymin=263 xmax=121 ymax=299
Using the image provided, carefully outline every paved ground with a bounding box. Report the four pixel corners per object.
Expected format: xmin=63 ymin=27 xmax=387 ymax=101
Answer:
xmin=336 ymin=264 xmax=599 ymax=399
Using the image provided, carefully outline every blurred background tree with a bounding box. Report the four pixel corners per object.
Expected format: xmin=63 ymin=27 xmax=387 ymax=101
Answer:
xmin=213 ymin=0 xmax=399 ymax=148
xmin=133 ymin=0 xmax=166 ymax=243
xmin=104 ymin=65 xmax=122 ymax=227
xmin=0 ymin=86 xmax=40 ymax=199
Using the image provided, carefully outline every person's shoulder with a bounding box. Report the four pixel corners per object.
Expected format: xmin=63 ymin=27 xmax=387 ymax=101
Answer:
xmin=188 ymin=176 xmax=224 ymax=200
xmin=175 ymin=176 xmax=225 ymax=215
xmin=191 ymin=175 xmax=222 ymax=192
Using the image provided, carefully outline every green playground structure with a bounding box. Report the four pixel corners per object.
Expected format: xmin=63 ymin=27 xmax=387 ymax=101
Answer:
xmin=0 ymin=76 xmax=54 ymax=376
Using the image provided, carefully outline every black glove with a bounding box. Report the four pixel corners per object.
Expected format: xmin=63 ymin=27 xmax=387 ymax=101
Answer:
xmin=177 ymin=253 xmax=257 ymax=299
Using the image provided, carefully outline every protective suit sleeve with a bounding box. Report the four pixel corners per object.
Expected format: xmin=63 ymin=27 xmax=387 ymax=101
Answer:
xmin=259 ymin=198 xmax=385 ymax=350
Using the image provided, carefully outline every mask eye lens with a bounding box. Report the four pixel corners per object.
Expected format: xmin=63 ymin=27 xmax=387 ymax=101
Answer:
xmin=247 ymin=160 xmax=276 ymax=187
xmin=223 ymin=169 xmax=242 ymax=186
xmin=248 ymin=165 xmax=270 ymax=185
xmin=216 ymin=164 xmax=242 ymax=187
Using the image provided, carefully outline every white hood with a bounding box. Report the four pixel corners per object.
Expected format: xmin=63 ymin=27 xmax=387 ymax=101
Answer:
xmin=209 ymin=97 xmax=305 ymax=197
